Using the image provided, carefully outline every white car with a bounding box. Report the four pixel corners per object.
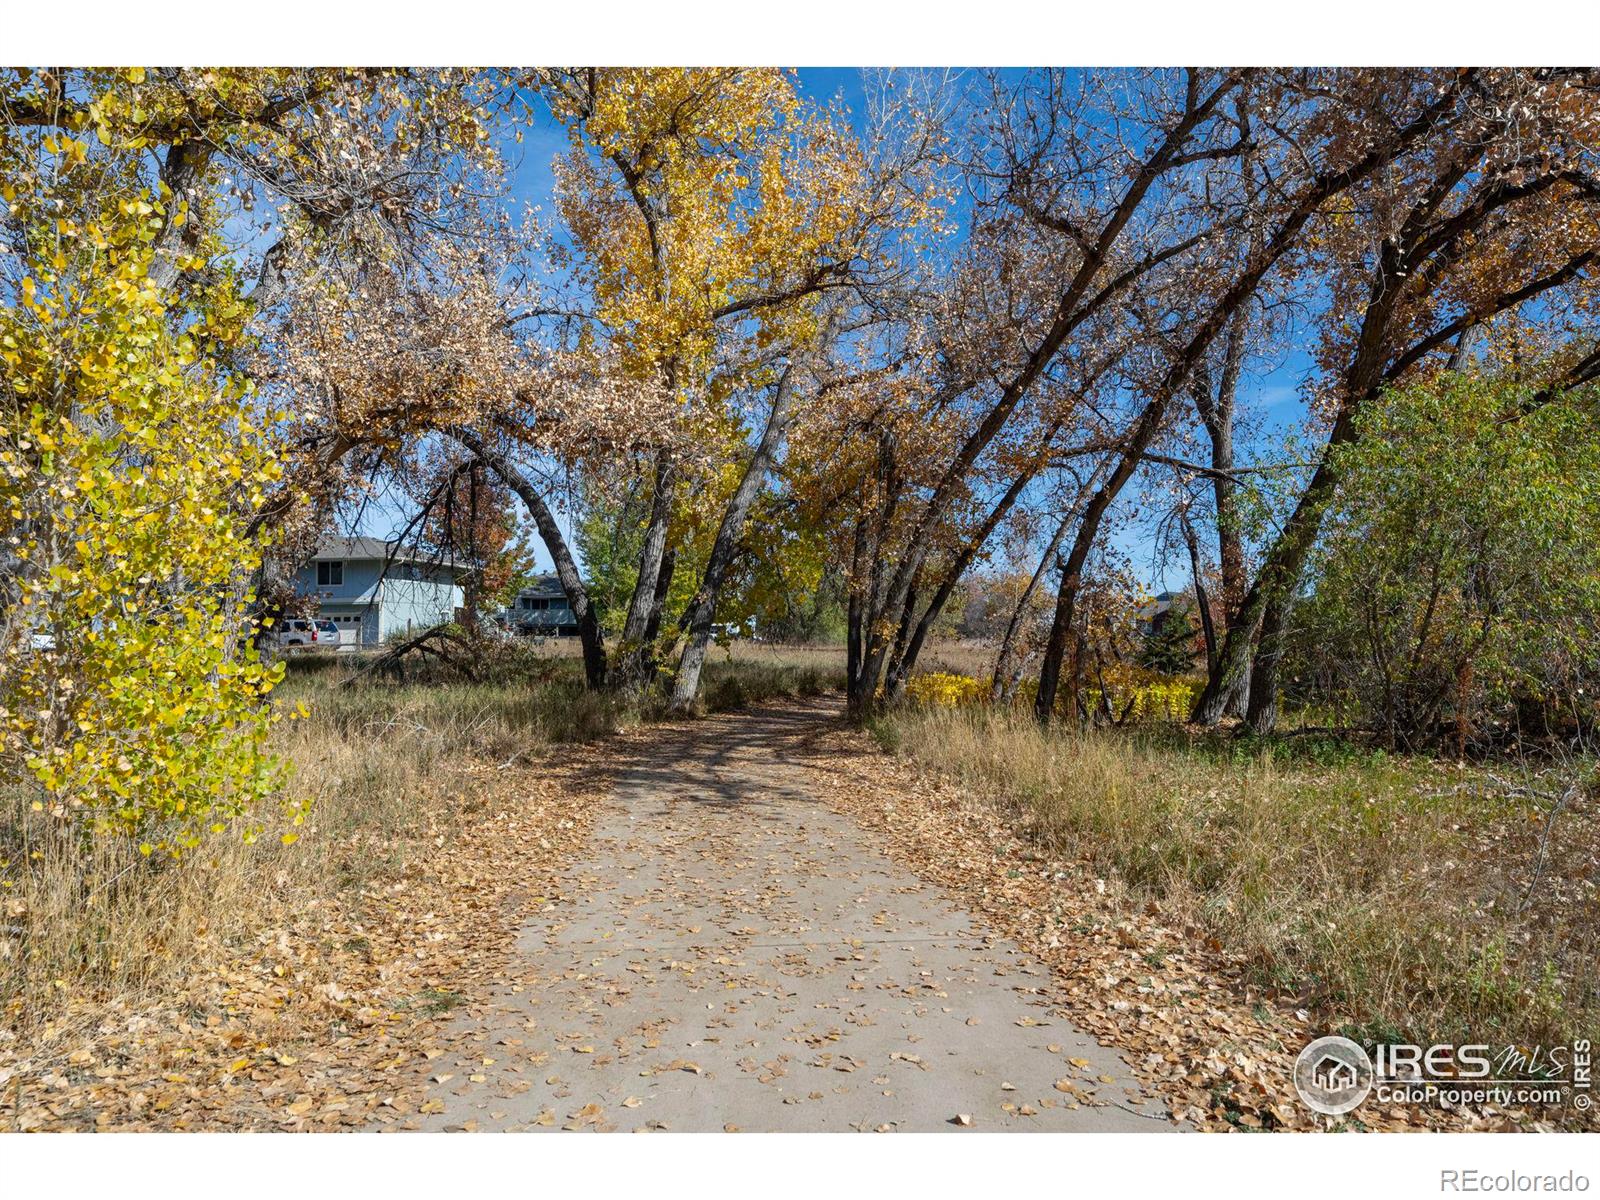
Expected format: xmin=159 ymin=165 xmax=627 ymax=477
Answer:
xmin=268 ymin=617 xmax=341 ymax=652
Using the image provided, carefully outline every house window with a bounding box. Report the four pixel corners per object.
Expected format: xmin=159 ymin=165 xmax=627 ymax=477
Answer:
xmin=317 ymin=561 xmax=344 ymax=587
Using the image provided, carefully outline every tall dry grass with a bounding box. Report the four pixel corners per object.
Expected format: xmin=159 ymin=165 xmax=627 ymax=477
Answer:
xmin=875 ymin=705 xmax=1598 ymax=1049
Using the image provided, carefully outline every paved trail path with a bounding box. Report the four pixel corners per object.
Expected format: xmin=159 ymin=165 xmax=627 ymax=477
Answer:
xmin=419 ymin=698 xmax=1172 ymax=1132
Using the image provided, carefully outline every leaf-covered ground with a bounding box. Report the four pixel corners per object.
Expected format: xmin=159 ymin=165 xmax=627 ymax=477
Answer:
xmin=411 ymin=698 xmax=1169 ymax=1132
xmin=812 ymin=718 xmax=1581 ymax=1132
xmin=0 ymin=760 xmax=601 ymax=1131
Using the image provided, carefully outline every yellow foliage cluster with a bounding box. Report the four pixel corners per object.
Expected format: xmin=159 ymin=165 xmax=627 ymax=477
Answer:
xmin=903 ymin=668 xmax=1197 ymax=723
xmin=1 ymin=116 xmax=295 ymax=853
xmin=1085 ymin=675 xmax=1199 ymax=723
xmin=547 ymin=69 xmax=882 ymax=392
xmin=905 ymin=671 xmax=988 ymax=708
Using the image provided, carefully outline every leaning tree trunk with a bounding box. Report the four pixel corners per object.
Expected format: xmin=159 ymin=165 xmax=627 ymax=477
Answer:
xmin=641 ymin=548 xmax=677 ymax=649
xmin=1179 ymin=507 xmax=1218 ymax=673
xmin=991 ymin=514 xmax=1071 ymax=703
xmin=450 ymin=427 xmax=609 ymax=689
xmin=1194 ymin=267 xmax=1407 ymax=729
xmin=844 ymin=516 xmax=869 ymax=720
xmin=881 ymin=423 xmax=1067 ymax=703
xmin=1034 ymin=395 xmax=1177 ymax=723
xmin=992 ymin=467 xmax=1105 ymax=702
xmin=1195 ymin=317 xmax=1252 ymax=717
xmin=844 ymin=434 xmax=920 ymax=722
xmin=1207 ymin=89 xmax=1261 ymax=717
xmin=1192 ymin=426 xmax=1350 ymax=729
xmin=671 ymin=365 xmax=803 ymax=711
xmin=880 ymin=576 xmax=922 ymax=703
xmin=1243 ymin=592 xmax=1289 ymax=733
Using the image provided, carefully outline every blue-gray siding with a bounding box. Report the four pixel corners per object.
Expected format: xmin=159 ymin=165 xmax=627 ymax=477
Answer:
xmin=292 ymin=559 xmax=462 ymax=645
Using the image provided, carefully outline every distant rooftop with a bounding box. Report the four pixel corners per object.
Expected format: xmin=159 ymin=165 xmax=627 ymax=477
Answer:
xmin=312 ymin=536 xmax=462 ymax=569
xmin=511 ymin=574 xmax=568 ymax=597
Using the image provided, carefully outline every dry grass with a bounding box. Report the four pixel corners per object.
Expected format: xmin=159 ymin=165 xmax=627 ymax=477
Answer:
xmin=0 ymin=680 xmax=541 ymax=1040
xmin=0 ymin=648 xmax=845 ymax=1044
xmin=0 ymin=803 xmax=257 ymax=1026
xmin=874 ymin=704 xmax=1600 ymax=1051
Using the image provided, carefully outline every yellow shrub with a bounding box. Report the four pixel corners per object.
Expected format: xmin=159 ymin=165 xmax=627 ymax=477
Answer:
xmin=1130 ymin=678 xmax=1197 ymax=721
xmin=906 ymin=671 xmax=987 ymax=708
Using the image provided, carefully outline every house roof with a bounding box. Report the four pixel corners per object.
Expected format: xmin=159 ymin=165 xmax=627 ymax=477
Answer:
xmin=1134 ymin=589 xmax=1194 ymax=622
xmin=509 ymin=574 xmax=569 ymax=599
xmin=313 ymin=536 xmax=461 ymax=569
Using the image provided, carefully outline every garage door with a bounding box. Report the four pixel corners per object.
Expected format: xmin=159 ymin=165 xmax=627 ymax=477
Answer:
xmin=327 ymin=614 xmax=363 ymax=647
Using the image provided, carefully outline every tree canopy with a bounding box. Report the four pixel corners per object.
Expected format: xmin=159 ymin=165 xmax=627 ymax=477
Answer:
xmin=5 ymin=66 xmax=1600 ymax=853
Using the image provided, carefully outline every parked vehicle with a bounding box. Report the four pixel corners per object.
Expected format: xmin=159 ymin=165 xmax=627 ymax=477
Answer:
xmin=267 ymin=617 xmax=341 ymax=652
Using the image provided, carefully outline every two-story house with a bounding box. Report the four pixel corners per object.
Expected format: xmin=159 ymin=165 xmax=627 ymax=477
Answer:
xmin=501 ymin=574 xmax=580 ymax=636
xmin=292 ymin=536 xmax=464 ymax=647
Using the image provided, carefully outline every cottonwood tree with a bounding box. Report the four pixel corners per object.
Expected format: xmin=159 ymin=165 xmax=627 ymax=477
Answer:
xmin=489 ymin=68 xmax=941 ymax=697
xmin=0 ymin=66 xmax=524 ymax=842
xmin=988 ymin=456 xmax=1118 ymax=702
xmin=282 ymin=232 xmax=676 ymax=686
xmin=1193 ymin=67 xmax=1600 ymax=732
xmin=3 ymin=68 xmax=538 ymax=597
xmin=1 ymin=71 xmax=288 ymax=848
xmin=805 ymin=68 xmax=1255 ymax=720
xmin=1028 ymin=68 xmax=1537 ymax=724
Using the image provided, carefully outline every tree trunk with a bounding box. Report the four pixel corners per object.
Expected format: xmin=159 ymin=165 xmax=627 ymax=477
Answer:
xmin=459 ymin=465 xmax=484 ymax=635
xmin=641 ymin=548 xmax=676 ymax=648
xmin=1034 ymin=397 xmax=1177 ymax=723
xmin=1192 ymin=417 xmax=1353 ymax=728
xmin=149 ymin=141 xmax=213 ymax=294
xmin=844 ymin=436 xmax=924 ymax=722
xmin=450 ymin=428 xmax=609 ymax=689
xmin=615 ymin=451 xmax=676 ymax=686
xmin=991 ymin=509 xmax=1074 ymax=703
xmin=670 ymin=365 xmax=803 ymax=711
xmin=1243 ymin=591 xmax=1289 ymax=733
xmin=884 ymin=436 xmax=1062 ymax=700
xmin=845 ymin=515 xmax=869 ymax=720
xmin=1195 ymin=253 xmax=1410 ymax=729
xmin=1179 ymin=508 xmax=1217 ymax=673
xmin=881 ymin=576 xmax=922 ymax=703
xmin=879 ymin=423 xmax=1076 ymax=706
xmin=1191 ymin=277 xmax=1251 ymax=716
